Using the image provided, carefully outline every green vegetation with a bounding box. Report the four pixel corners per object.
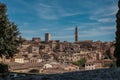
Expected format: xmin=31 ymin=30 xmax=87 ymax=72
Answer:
xmin=0 ymin=63 xmax=8 ymax=73
xmin=104 ymin=49 xmax=111 ymax=59
xmin=114 ymin=0 xmax=120 ymax=67
xmin=0 ymin=2 xmax=21 ymax=78
xmin=28 ymin=69 xmax=39 ymax=73
xmin=0 ymin=2 xmax=21 ymax=58
xmin=0 ymin=63 xmax=9 ymax=78
xmin=103 ymin=60 xmax=116 ymax=68
xmin=110 ymin=60 xmax=117 ymax=68
xmin=72 ymin=58 xmax=86 ymax=67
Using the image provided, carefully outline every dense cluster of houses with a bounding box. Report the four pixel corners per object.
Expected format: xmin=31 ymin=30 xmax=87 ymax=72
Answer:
xmin=0 ymin=37 xmax=115 ymax=74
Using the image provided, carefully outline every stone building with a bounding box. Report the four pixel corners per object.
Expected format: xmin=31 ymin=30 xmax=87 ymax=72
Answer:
xmin=85 ymin=61 xmax=102 ymax=70
xmin=45 ymin=33 xmax=51 ymax=42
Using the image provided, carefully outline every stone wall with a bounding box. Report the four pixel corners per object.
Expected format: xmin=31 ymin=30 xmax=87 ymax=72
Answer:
xmin=4 ymin=68 xmax=120 ymax=80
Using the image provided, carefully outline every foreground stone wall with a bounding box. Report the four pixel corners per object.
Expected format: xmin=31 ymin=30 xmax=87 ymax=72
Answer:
xmin=3 ymin=68 xmax=120 ymax=80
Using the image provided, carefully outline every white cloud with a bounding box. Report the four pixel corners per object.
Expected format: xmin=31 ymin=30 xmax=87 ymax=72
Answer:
xmin=40 ymin=28 xmax=48 ymax=31
xmin=98 ymin=18 xmax=115 ymax=23
xmin=8 ymin=0 xmax=116 ymax=42
xmin=21 ymin=28 xmax=49 ymax=34
xmin=52 ymin=35 xmax=74 ymax=39
xmin=36 ymin=3 xmax=61 ymax=20
xmin=89 ymin=3 xmax=117 ymax=23
xmin=20 ymin=22 xmax=29 ymax=27
xmin=80 ymin=26 xmax=115 ymax=38
xmin=94 ymin=5 xmax=117 ymax=16
xmin=35 ymin=2 xmax=83 ymax=20
xmin=21 ymin=30 xmax=36 ymax=34
xmin=64 ymin=27 xmax=75 ymax=31
xmin=90 ymin=17 xmax=115 ymax=23
xmin=60 ymin=11 xmax=82 ymax=17
xmin=37 ymin=4 xmax=58 ymax=20
xmin=39 ymin=3 xmax=51 ymax=8
xmin=100 ymin=26 xmax=116 ymax=30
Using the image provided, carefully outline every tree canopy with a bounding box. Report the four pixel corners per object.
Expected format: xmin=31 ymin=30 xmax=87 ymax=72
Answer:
xmin=0 ymin=2 xmax=21 ymax=58
xmin=72 ymin=58 xmax=86 ymax=67
xmin=114 ymin=0 xmax=120 ymax=67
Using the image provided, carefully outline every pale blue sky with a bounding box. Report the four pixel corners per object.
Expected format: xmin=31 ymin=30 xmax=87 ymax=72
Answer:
xmin=1 ymin=0 xmax=118 ymax=42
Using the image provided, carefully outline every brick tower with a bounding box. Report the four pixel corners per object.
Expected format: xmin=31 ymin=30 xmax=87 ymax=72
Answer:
xmin=75 ymin=26 xmax=78 ymax=42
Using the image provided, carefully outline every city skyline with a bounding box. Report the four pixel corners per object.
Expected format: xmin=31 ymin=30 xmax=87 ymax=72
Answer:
xmin=1 ymin=0 xmax=118 ymax=42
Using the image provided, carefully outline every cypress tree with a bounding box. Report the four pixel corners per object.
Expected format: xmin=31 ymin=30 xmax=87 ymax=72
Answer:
xmin=114 ymin=0 xmax=120 ymax=67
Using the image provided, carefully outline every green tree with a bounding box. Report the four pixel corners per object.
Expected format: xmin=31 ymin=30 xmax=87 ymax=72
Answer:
xmin=110 ymin=60 xmax=116 ymax=68
xmin=114 ymin=0 xmax=120 ymax=67
xmin=0 ymin=2 xmax=21 ymax=78
xmin=0 ymin=2 xmax=21 ymax=58
xmin=72 ymin=58 xmax=86 ymax=67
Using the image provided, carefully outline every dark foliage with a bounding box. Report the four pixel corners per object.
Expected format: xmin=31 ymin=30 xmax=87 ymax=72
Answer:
xmin=0 ymin=2 xmax=21 ymax=58
xmin=114 ymin=0 xmax=120 ymax=67
xmin=0 ymin=63 xmax=9 ymax=78
xmin=28 ymin=69 xmax=39 ymax=73
xmin=72 ymin=58 xmax=86 ymax=67
xmin=0 ymin=63 xmax=8 ymax=73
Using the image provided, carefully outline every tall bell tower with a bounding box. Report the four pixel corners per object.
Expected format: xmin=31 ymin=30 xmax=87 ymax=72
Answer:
xmin=75 ymin=26 xmax=78 ymax=42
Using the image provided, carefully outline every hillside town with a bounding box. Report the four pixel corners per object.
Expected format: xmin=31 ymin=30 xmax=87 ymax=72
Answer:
xmin=0 ymin=27 xmax=115 ymax=74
